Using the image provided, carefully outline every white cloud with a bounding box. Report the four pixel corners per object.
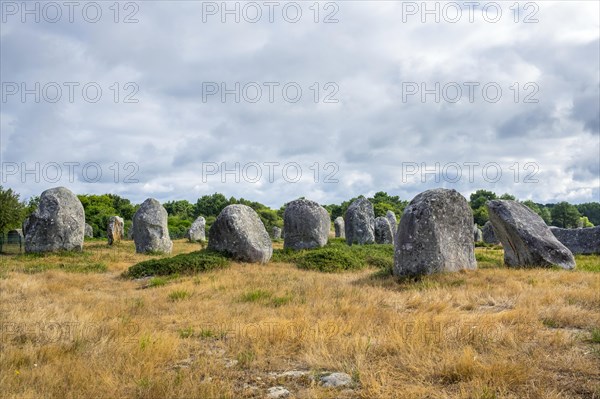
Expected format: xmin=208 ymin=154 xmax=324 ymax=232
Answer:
xmin=1 ymin=1 xmax=598 ymax=207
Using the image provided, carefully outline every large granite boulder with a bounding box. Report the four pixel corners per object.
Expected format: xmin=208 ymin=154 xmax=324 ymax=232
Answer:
xmin=550 ymin=226 xmax=600 ymax=255
xmin=394 ymin=188 xmax=477 ymax=277
xmin=271 ymin=226 xmax=282 ymax=240
xmin=486 ymin=200 xmax=575 ymax=269
xmin=186 ymin=216 xmax=206 ymax=242
xmin=283 ymin=198 xmax=330 ymax=250
xmin=482 ymin=221 xmax=499 ymax=244
xmin=107 ymin=216 xmax=124 ymax=245
xmin=374 ymin=216 xmax=394 ymax=244
xmin=132 ymin=198 xmax=173 ymax=254
xmin=24 ymin=187 xmax=85 ymax=253
xmin=345 ymin=197 xmax=375 ymax=245
xmin=84 ymin=223 xmax=93 ymax=238
xmin=386 ymin=210 xmax=397 ymax=234
xmin=334 ymin=216 xmax=345 ymax=238
xmin=473 ymin=224 xmax=483 ymax=242
xmin=208 ymin=204 xmax=272 ymax=263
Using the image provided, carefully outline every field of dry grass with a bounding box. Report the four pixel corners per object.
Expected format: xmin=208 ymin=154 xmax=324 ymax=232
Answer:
xmin=1 ymin=239 xmax=599 ymax=399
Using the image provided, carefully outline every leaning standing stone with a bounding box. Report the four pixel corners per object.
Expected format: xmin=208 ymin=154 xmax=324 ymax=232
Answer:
xmin=107 ymin=216 xmax=124 ymax=245
xmin=345 ymin=197 xmax=375 ymax=245
xmin=132 ymin=198 xmax=173 ymax=254
xmin=486 ymin=200 xmax=575 ymax=269
xmin=186 ymin=216 xmax=206 ymax=242
xmin=208 ymin=204 xmax=272 ymax=263
xmin=283 ymin=198 xmax=330 ymax=250
xmin=334 ymin=216 xmax=345 ymax=238
xmin=24 ymin=186 xmax=85 ymax=253
xmin=394 ymin=188 xmax=477 ymax=277
xmin=374 ymin=217 xmax=394 ymax=244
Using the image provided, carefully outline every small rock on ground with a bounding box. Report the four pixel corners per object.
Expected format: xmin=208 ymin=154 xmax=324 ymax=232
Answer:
xmin=267 ymin=386 xmax=290 ymax=398
xmin=320 ymin=372 xmax=353 ymax=388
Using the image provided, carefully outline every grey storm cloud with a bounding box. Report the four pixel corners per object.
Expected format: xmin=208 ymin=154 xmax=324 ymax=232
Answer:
xmin=1 ymin=1 xmax=598 ymax=207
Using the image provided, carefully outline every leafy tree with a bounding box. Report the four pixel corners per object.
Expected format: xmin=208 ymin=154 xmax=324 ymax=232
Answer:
xmin=499 ymin=193 xmax=516 ymax=200
xmin=551 ymin=201 xmax=581 ymax=228
xmin=576 ymin=202 xmax=600 ymax=226
xmin=194 ymin=193 xmax=231 ymax=218
xmin=469 ymin=190 xmax=497 ymax=225
xmin=23 ymin=196 xmax=40 ymax=219
xmin=0 ymin=186 xmax=25 ymax=234
xmin=579 ymin=216 xmax=594 ymax=228
xmin=167 ymin=216 xmax=192 ymax=239
xmin=164 ymin=200 xmax=194 ymax=220
xmin=369 ymin=191 xmax=408 ymax=218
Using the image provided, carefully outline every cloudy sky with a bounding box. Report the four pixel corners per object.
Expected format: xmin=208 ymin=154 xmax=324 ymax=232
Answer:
xmin=1 ymin=0 xmax=599 ymax=208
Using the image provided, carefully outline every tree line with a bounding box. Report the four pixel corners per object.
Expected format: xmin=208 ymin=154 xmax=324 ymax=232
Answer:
xmin=0 ymin=186 xmax=598 ymax=238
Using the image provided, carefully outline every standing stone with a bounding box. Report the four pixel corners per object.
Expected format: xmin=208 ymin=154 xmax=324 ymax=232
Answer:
xmin=334 ymin=217 xmax=345 ymax=238
xmin=271 ymin=226 xmax=282 ymax=240
xmin=482 ymin=221 xmax=499 ymax=244
xmin=127 ymin=222 xmax=134 ymax=240
xmin=473 ymin=224 xmax=483 ymax=242
xmin=132 ymin=198 xmax=172 ymax=254
xmin=374 ymin=217 xmax=394 ymax=244
xmin=283 ymin=198 xmax=330 ymax=250
xmin=186 ymin=216 xmax=206 ymax=242
xmin=24 ymin=187 xmax=85 ymax=253
xmin=386 ymin=210 xmax=397 ymax=235
xmin=208 ymin=204 xmax=272 ymax=263
xmin=394 ymin=188 xmax=477 ymax=277
xmin=84 ymin=223 xmax=93 ymax=238
xmin=345 ymin=197 xmax=375 ymax=245
xmin=107 ymin=216 xmax=124 ymax=245
xmin=486 ymin=200 xmax=575 ymax=269
xmin=550 ymin=226 xmax=600 ymax=255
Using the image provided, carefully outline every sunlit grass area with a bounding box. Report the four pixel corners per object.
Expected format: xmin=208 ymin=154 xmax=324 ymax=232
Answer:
xmin=1 ymin=239 xmax=599 ymax=398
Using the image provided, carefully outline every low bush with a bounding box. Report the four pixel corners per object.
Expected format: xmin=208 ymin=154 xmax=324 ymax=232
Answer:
xmin=125 ymin=250 xmax=230 ymax=278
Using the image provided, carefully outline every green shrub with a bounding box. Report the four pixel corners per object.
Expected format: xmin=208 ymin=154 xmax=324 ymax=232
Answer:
xmin=296 ymin=247 xmax=363 ymax=272
xmin=125 ymin=250 xmax=230 ymax=278
xmin=272 ymin=239 xmax=394 ymax=273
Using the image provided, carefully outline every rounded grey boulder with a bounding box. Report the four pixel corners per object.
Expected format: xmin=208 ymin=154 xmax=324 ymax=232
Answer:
xmin=394 ymin=188 xmax=477 ymax=277
xmin=24 ymin=187 xmax=85 ymax=253
xmin=208 ymin=204 xmax=272 ymax=263
xmin=374 ymin=216 xmax=394 ymax=244
xmin=482 ymin=221 xmax=499 ymax=244
xmin=345 ymin=197 xmax=375 ymax=245
xmin=550 ymin=226 xmax=600 ymax=255
xmin=186 ymin=216 xmax=206 ymax=242
xmin=486 ymin=200 xmax=575 ymax=269
xmin=107 ymin=216 xmax=124 ymax=245
xmin=334 ymin=216 xmax=345 ymax=238
xmin=132 ymin=198 xmax=173 ymax=254
xmin=283 ymin=198 xmax=330 ymax=250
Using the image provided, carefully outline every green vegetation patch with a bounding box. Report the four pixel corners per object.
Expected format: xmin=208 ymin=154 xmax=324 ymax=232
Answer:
xmin=272 ymin=238 xmax=394 ymax=273
xmin=125 ymin=250 xmax=230 ymax=278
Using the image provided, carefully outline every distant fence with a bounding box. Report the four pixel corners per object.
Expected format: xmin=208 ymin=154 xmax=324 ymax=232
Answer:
xmin=0 ymin=231 xmax=24 ymax=254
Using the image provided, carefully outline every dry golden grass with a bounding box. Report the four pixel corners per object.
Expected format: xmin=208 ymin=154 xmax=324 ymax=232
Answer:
xmin=1 ymin=240 xmax=599 ymax=399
